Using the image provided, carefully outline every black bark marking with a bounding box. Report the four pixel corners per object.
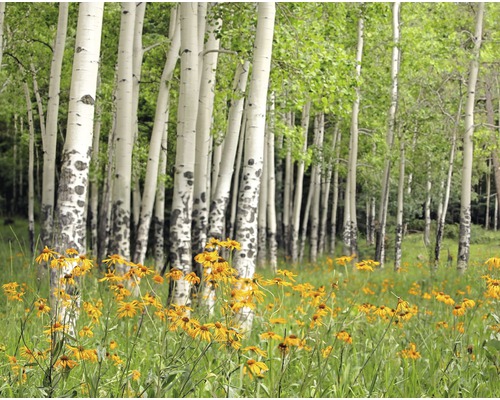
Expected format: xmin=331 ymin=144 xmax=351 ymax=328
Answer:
xmin=248 ymin=159 xmax=254 ymax=165
xmin=75 ymin=185 xmax=85 ymax=195
xmin=75 ymin=161 xmax=87 ymax=171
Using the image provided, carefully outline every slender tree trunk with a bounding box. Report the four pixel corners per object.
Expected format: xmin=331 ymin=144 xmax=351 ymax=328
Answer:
xmin=209 ymin=62 xmax=250 ymax=238
xmin=23 ymin=81 xmax=35 ymax=255
xmin=89 ymin=98 xmax=101 ymax=256
xmin=110 ymin=2 xmax=136 ymax=266
xmin=170 ymin=2 xmax=200 ymax=306
xmin=394 ymin=134 xmax=405 ymax=271
xmin=423 ymin=161 xmax=432 ymax=247
xmin=309 ymin=113 xmax=324 ymax=263
xmin=457 ymin=2 xmax=485 ymax=273
xmin=52 ymin=2 xmax=103 ymax=336
xmin=495 ymin=196 xmax=498 ymax=231
xmin=485 ymin=159 xmax=491 ymax=229
xmin=319 ymin=163 xmax=332 ymax=254
xmin=192 ymin=11 xmax=221 ymax=255
xmin=134 ymin=9 xmax=180 ymax=265
xmin=229 ymin=116 xmax=246 ymax=239
xmin=282 ymin=111 xmax=294 ymax=257
xmin=485 ymin=77 xmax=500 ymax=230
xmin=234 ymin=2 xmax=275 ymax=333
xmin=299 ymin=181 xmax=313 ymax=263
xmin=343 ymin=7 xmax=364 ymax=258
xmin=375 ymin=1 xmax=400 ymax=268
xmin=267 ymin=93 xmax=277 ymax=272
xmin=291 ymin=101 xmax=311 ymax=262
xmin=257 ymin=126 xmax=268 ymax=267
xmin=330 ymin=124 xmax=341 ymax=255
xmin=40 ymin=2 xmax=68 ymax=248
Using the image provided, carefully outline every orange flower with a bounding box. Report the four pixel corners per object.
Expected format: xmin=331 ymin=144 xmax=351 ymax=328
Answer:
xmin=399 ymin=343 xmax=421 ymax=360
xmin=54 ymin=355 xmax=78 ymax=369
xmin=336 ymin=331 xmax=353 ymax=344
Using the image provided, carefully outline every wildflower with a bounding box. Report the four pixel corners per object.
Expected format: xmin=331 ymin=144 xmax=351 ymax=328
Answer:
xmin=322 ymin=346 xmax=333 ymax=358
xmin=435 ymin=292 xmax=455 ymax=305
xmin=362 ymin=286 xmax=375 ymax=295
xmin=77 ymin=255 xmax=93 ymax=273
xmin=54 ymin=355 xmax=78 ymax=370
xmin=60 ymin=273 xmax=76 ymax=286
xmin=205 ymin=237 xmax=223 ymax=249
xmin=184 ymin=272 xmax=201 ymax=285
xmin=99 ymin=270 xmax=123 ymax=283
xmin=269 ymin=317 xmax=287 ymax=324
xmin=399 ymin=343 xmax=421 ymax=360
xmin=109 ymin=340 xmax=118 ymax=350
xmin=35 ymin=298 xmax=51 ymax=316
xmin=266 ymin=277 xmax=293 ymax=287
xmin=66 ymin=345 xmax=98 ymax=362
xmin=284 ymin=334 xmax=301 ymax=347
xmin=336 ymin=331 xmax=353 ymax=344
xmin=110 ymin=353 xmax=123 ymax=366
xmin=242 ymin=346 xmax=267 ymax=358
xmin=453 ymin=305 xmax=466 ymax=316
xmin=131 ymin=370 xmax=141 ymax=381
xmin=221 ymin=238 xmax=241 ymax=251
xmin=276 ymin=269 xmax=297 ymax=282
xmin=165 ymin=268 xmax=183 ymax=281
xmin=117 ymin=300 xmax=141 ymax=318
xmin=152 ymin=274 xmax=164 ymax=284
xmin=335 ymin=255 xmax=354 ymax=266
xmin=358 ymin=303 xmax=375 ymax=314
xmin=43 ymin=321 xmax=69 ymax=335
xmin=309 ymin=314 xmax=323 ymax=328
xmin=278 ymin=342 xmax=289 ymax=355
xmin=374 ymin=305 xmax=389 ymax=318
xmin=244 ymin=359 xmax=269 ymax=379
xmin=110 ymin=283 xmax=131 ymax=301
xmin=462 ymin=298 xmax=476 ymax=309
xmin=356 ymin=260 xmax=379 ymax=271
xmin=102 ymin=254 xmax=127 ymax=267
xmin=83 ymin=301 xmax=103 ymax=322
xmin=50 ymin=255 xmax=69 ymax=269
xmin=79 ymin=326 xmax=94 ymax=338
xmin=455 ymin=321 xmax=465 ymax=334
xmin=193 ymin=323 xmax=214 ymax=342
xmin=35 ymin=246 xmax=59 ymax=263
xmin=66 ymin=248 xmax=79 ymax=256
xmin=140 ymin=293 xmax=163 ymax=309
xmin=485 ymin=257 xmax=500 ymax=269
xmin=195 ymin=250 xmax=219 ymax=266
xmin=260 ymin=331 xmax=283 ymax=341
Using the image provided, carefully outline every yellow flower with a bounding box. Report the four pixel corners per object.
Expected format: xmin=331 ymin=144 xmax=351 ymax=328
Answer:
xmin=184 ymin=272 xmax=201 ymax=285
xmin=83 ymin=301 xmax=103 ymax=322
xmin=436 ymin=321 xmax=448 ymax=329
xmin=110 ymin=340 xmax=118 ymax=350
xmin=485 ymin=257 xmax=500 ymax=269
xmin=356 ymin=259 xmax=379 ymax=271
xmin=130 ymin=370 xmax=141 ymax=381
xmin=244 ymin=359 xmax=269 ymax=379
xmin=54 ymin=355 xmax=78 ymax=369
xmin=35 ymin=298 xmax=51 ymax=317
xmin=453 ymin=305 xmax=466 ymax=316
xmin=276 ymin=269 xmax=297 ymax=282
xmin=269 ymin=317 xmax=287 ymax=325
xmin=140 ymin=293 xmax=163 ymax=309
xmin=35 ymin=246 xmax=59 ymax=263
xmin=165 ymin=268 xmax=184 ymax=281
xmin=66 ymin=345 xmax=98 ymax=362
xmin=259 ymin=331 xmax=283 ymax=341
xmin=79 ymin=326 xmax=94 ymax=338
xmin=462 ymin=298 xmax=475 ymax=309
xmin=322 ymin=346 xmax=333 ymax=358
xmin=152 ymin=274 xmax=164 ymax=284
xmin=110 ymin=353 xmax=123 ymax=366
xmin=193 ymin=323 xmax=214 ymax=342
xmin=194 ymin=250 xmax=219 ymax=266
xmin=335 ymin=255 xmax=354 ymax=266
xmin=205 ymin=237 xmax=223 ymax=249
xmin=221 ymin=238 xmax=241 ymax=251
xmin=102 ymin=254 xmax=127 ymax=267
xmin=99 ymin=270 xmax=123 ymax=283
xmin=43 ymin=321 xmax=69 ymax=336
xmin=266 ymin=277 xmax=293 ymax=287
xmin=283 ymin=334 xmax=301 ymax=347
xmin=399 ymin=343 xmax=421 ymax=360
xmin=336 ymin=331 xmax=353 ymax=344
xmin=117 ymin=300 xmax=141 ymax=318
xmin=66 ymin=248 xmax=79 ymax=256
xmin=435 ymin=292 xmax=455 ymax=305
xmin=242 ymin=346 xmax=267 ymax=358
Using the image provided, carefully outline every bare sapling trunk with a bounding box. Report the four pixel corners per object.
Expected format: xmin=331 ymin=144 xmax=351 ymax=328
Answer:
xmin=330 ymin=124 xmax=341 ymax=255
xmin=394 ymin=134 xmax=405 ymax=271
xmin=134 ymin=9 xmax=180 ymax=265
xmin=267 ymin=93 xmax=278 ymax=272
xmin=423 ymin=161 xmax=432 ymax=247
xmin=457 ymin=2 xmax=485 ymax=273
xmin=310 ymin=113 xmax=324 ymax=263
xmin=23 ymin=80 xmax=35 ymax=255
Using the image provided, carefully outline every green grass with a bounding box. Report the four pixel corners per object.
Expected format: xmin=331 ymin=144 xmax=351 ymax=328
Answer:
xmin=0 ymin=221 xmax=499 ymax=397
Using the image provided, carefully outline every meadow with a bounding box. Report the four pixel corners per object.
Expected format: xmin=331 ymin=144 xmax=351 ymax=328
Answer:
xmin=0 ymin=220 xmax=499 ymax=398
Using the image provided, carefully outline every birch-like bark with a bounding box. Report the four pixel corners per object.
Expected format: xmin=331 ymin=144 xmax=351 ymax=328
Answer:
xmin=229 ymin=115 xmax=246 ymax=239
xmin=40 ymin=2 xmax=69 ymax=248
xmin=319 ymin=161 xmax=332 ymax=255
xmin=343 ymin=7 xmax=364 ymax=258
xmin=267 ymin=93 xmax=278 ymax=272
xmin=485 ymin=78 xmax=500 ymax=230
xmin=330 ymin=125 xmax=341 ymax=255
xmin=394 ymin=135 xmax=405 ymax=271
xmin=457 ymin=2 xmax=485 ymax=273
xmin=375 ymin=1 xmax=400 ymax=268
xmin=309 ymin=113 xmax=324 ymax=263
xmin=209 ymin=62 xmax=250 ymax=238
xmin=485 ymin=159 xmax=491 ymax=229
xmin=291 ymin=101 xmax=311 ymax=262
xmin=257 ymin=127 xmax=268 ymax=267
xmin=52 ymin=2 xmax=103 ymax=335
xmin=234 ymin=2 xmax=275 ymax=332
xmin=282 ymin=111 xmax=294 ymax=256
xmin=170 ymin=2 xmax=200 ymax=306
xmin=299 ymin=181 xmax=313 ymax=263
xmin=23 ymin=81 xmax=35 ymax=255
xmin=134 ymin=9 xmax=180 ymax=265
xmin=131 ymin=2 xmax=146 ymax=234
xmin=89 ymin=98 xmax=101 ymax=256
xmin=192 ymin=12 xmax=221 ymax=255
xmin=434 ymin=111 xmax=459 ymax=267
xmin=423 ymin=161 xmax=432 ymax=247
xmin=110 ymin=3 xmax=136 ymax=266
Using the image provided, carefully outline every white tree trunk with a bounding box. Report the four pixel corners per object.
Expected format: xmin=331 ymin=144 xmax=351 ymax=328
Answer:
xmin=343 ymin=10 xmax=364 ymax=258
xmin=41 ymin=2 xmax=68 ymax=248
xmin=192 ymin=12 xmax=221 ymax=255
xmin=330 ymin=124 xmax=341 ymax=255
xmin=170 ymin=2 xmax=200 ymax=306
xmin=229 ymin=115 xmax=246 ymax=239
xmin=208 ymin=61 xmax=250 ymax=238
xmin=375 ymin=1 xmax=400 ymax=268
xmin=457 ymin=2 xmax=484 ymax=273
xmin=52 ymin=2 xmax=103 ymax=336
xmin=234 ymin=2 xmax=275 ymax=333
xmin=23 ymin=81 xmax=35 ymax=254
xmin=282 ymin=111 xmax=294 ymax=256
xmin=423 ymin=161 xmax=432 ymax=247
xmin=394 ymin=135 xmax=405 ymax=271
xmin=310 ymin=113 xmax=324 ymax=263
xmin=291 ymin=101 xmax=311 ymax=262
xmin=90 ymin=98 xmax=101 ymax=256
xmin=0 ymin=2 xmax=5 ymax=70
xmin=134 ymin=9 xmax=180 ymax=265
xmin=257 ymin=126 xmax=268 ymax=267
xmin=267 ymin=93 xmax=278 ymax=272
xmin=110 ymin=2 xmax=136 ymax=265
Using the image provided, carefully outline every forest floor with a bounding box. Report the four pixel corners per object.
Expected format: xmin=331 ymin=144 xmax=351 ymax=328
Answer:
xmin=0 ymin=218 xmax=499 ymax=397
